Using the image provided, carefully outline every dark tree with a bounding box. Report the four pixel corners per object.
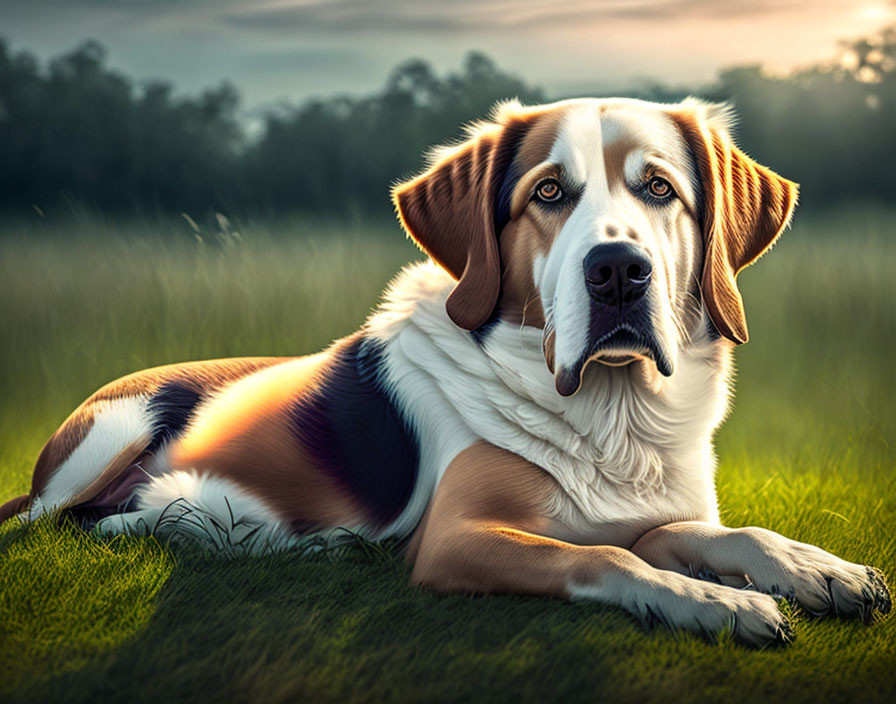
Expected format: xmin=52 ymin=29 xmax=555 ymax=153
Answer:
xmin=0 ymin=28 xmax=894 ymax=220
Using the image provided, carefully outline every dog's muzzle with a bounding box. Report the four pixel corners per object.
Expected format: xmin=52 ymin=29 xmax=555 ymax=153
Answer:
xmin=554 ymin=243 xmax=671 ymax=397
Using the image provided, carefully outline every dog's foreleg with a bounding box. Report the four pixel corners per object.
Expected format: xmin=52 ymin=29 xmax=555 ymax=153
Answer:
xmin=411 ymin=442 xmax=792 ymax=647
xmin=411 ymin=520 xmax=792 ymax=647
xmin=631 ymin=522 xmax=891 ymax=620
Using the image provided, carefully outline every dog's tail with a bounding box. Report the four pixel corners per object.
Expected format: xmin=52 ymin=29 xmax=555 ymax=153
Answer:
xmin=0 ymin=494 xmax=30 ymax=525
xmin=0 ymin=358 xmax=291 ymax=530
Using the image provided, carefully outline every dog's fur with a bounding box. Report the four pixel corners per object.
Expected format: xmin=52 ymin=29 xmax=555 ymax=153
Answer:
xmin=1 ymin=97 xmax=890 ymax=646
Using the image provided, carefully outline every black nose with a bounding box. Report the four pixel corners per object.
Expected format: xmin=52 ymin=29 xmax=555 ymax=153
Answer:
xmin=583 ymin=243 xmax=652 ymax=308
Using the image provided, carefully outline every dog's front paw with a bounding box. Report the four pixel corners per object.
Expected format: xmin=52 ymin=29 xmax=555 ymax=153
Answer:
xmin=734 ymin=528 xmax=891 ymax=621
xmin=637 ymin=573 xmax=794 ymax=648
xmin=861 ymin=566 xmax=893 ymax=619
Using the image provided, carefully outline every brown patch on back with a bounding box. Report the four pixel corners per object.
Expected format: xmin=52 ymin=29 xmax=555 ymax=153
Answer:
xmin=168 ymin=344 xmax=365 ymax=529
xmin=91 ymin=357 xmax=291 ymax=402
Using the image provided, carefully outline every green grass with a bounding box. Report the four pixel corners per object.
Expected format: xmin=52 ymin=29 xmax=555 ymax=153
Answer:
xmin=1 ymin=209 xmax=895 ymax=703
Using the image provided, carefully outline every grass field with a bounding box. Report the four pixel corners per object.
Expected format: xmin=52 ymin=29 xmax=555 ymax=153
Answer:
xmin=1 ymin=209 xmax=895 ymax=703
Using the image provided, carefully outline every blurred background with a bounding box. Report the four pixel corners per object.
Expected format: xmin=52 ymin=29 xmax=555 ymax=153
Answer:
xmin=1 ymin=0 xmax=895 ymax=221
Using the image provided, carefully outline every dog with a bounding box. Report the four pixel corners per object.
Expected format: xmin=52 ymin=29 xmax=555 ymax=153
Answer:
xmin=1 ymin=97 xmax=890 ymax=647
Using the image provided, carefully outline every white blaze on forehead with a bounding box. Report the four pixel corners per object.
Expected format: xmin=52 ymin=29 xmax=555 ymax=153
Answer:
xmin=546 ymin=102 xmax=605 ymax=186
xmin=537 ymin=102 xmax=611 ymax=375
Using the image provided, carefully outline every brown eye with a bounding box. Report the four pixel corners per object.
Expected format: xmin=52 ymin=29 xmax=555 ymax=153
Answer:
xmin=535 ymin=179 xmax=563 ymax=203
xmin=646 ymin=177 xmax=674 ymax=200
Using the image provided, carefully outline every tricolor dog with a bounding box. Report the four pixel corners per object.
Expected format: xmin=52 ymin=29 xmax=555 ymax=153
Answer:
xmin=1 ymin=98 xmax=889 ymax=647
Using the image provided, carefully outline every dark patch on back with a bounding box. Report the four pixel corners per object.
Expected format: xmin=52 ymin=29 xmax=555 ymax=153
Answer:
xmin=146 ymin=381 xmax=204 ymax=454
xmin=288 ymin=336 xmax=419 ymax=527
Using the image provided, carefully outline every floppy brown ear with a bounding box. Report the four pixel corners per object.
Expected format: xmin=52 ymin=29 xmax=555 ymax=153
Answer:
xmin=392 ymin=119 xmax=530 ymax=330
xmin=669 ymin=103 xmax=799 ymax=344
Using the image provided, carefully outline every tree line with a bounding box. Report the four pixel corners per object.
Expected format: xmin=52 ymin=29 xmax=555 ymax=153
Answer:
xmin=1 ymin=28 xmax=894 ymax=221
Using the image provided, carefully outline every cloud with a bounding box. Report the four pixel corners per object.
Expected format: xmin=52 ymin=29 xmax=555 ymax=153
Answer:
xmin=221 ymin=0 xmax=841 ymax=35
xmin=0 ymin=0 xmax=869 ymax=38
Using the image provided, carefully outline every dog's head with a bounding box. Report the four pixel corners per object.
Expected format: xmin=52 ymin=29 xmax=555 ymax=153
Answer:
xmin=393 ymin=98 xmax=798 ymax=396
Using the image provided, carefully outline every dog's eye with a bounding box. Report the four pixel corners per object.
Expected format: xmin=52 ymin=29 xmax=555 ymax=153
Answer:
xmin=646 ymin=177 xmax=674 ymax=200
xmin=535 ymin=179 xmax=563 ymax=203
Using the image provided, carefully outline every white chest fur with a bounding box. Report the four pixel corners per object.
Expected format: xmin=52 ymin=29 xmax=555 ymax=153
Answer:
xmin=368 ymin=262 xmax=732 ymax=544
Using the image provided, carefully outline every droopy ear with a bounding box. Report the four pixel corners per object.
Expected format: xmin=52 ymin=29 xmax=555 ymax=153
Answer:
xmin=669 ymin=102 xmax=799 ymax=344
xmin=392 ymin=118 xmax=531 ymax=330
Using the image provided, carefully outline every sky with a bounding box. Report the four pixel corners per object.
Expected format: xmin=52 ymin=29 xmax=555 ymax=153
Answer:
xmin=1 ymin=0 xmax=895 ymax=110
